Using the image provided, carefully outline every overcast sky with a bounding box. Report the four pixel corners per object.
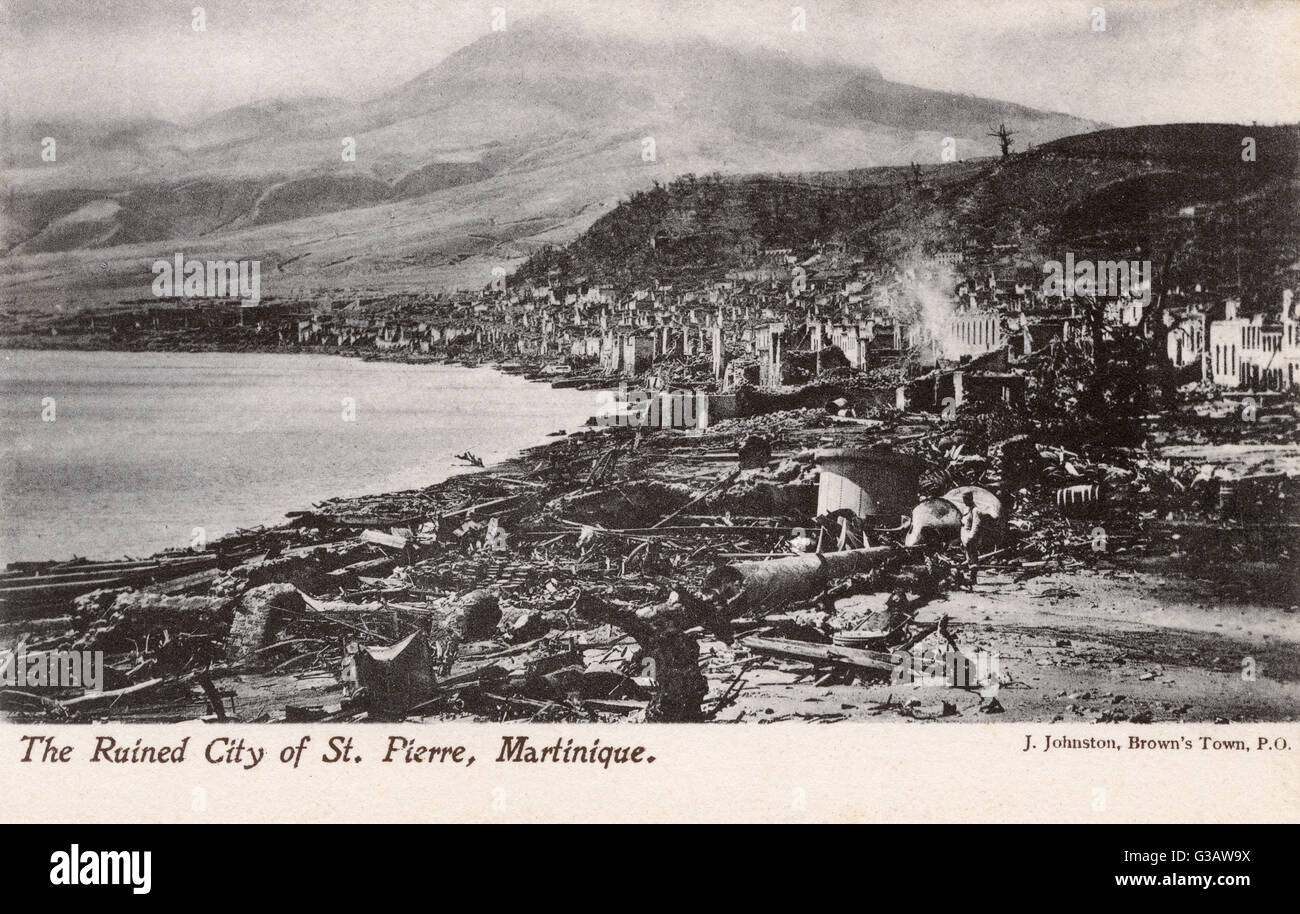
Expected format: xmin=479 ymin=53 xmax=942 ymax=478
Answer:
xmin=3 ymin=0 xmax=1297 ymax=126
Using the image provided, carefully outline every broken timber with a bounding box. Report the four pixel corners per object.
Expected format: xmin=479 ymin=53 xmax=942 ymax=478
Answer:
xmin=741 ymin=636 xmax=897 ymax=677
xmin=704 ymin=545 xmax=918 ymax=614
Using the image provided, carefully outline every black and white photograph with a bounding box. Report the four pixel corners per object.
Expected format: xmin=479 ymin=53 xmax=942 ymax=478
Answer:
xmin=1 ymin=0 xmax=1297 ymax=736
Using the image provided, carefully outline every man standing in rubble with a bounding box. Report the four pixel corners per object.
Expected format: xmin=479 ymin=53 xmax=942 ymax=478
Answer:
xmin=959 ymin=490 xmax=987 ymax=585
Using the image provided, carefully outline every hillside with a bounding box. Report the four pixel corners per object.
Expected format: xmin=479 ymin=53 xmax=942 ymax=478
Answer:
xmin=0 ymin=16 xmax=1099 ymax=309
xmin=514 ymin=123 xmax=1300 ymax=309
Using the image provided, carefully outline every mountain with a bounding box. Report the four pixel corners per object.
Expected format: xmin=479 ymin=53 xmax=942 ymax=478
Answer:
xmin=0 ymin=16 xmax=1101 ymax=308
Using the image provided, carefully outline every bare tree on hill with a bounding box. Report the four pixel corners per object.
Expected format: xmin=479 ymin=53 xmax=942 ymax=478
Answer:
xmin=988 ymin=123 xmax=1017 ymax=158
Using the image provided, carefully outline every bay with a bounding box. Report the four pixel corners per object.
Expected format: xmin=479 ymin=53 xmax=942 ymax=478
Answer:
xmin=0 ymin=350 xmax=600 ymax=562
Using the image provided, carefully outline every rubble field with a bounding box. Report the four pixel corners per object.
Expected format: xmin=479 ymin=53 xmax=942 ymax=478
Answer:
xmin=2 ymin=395 xmax=1297 ymax=725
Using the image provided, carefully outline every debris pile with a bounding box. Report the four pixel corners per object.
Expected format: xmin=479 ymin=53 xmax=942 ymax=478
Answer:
xmin=3 ymin=386 xmax=1296 ymax=724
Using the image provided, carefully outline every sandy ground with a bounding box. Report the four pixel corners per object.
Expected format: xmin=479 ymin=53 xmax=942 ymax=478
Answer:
xmin=21 ymin=557 xmax=1295 ymax=726
xmin=708 ymin=561 xmax=1300 ymax=724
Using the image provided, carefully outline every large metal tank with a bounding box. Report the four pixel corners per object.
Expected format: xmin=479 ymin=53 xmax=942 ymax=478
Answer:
xmin=813 ymin=448 xmax=921 ymax=518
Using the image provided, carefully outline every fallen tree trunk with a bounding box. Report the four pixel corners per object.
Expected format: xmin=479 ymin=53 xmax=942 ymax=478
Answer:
xmin=703 ymin=546 xmax=918 ymax=614
xmin=574 ymin=594 xmax=710 ymax=723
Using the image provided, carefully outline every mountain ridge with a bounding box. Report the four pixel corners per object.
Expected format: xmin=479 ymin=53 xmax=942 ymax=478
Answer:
xmin=1 ymin=17 xmax=1103 ymax=307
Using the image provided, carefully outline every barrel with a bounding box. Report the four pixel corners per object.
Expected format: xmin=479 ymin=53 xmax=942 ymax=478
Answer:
xmin=832 ymin=630 xmax=886 ymax=648
xmin=1217 ymin=479 xmax=1238 ymax=514
xmin=814 ymin=448 xmax=921 ymax=518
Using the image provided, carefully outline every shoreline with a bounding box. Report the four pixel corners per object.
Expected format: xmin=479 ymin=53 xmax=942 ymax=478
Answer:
xmin=0 ymin=333 xmax=617 ymax=388
xmin=2 ymin=337 xmax=554 ymax=374
xmin=1 ymin=346 xmax=608 ymax=570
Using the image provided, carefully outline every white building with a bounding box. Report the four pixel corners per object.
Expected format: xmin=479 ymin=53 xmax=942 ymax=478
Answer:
xmin=1209 ymin=300 xmax=1246 ymax=386
xmin=1279 ymin=290 xmax=1299 ymax=389
xmin=1166 ymin=308 xmax=1208 ymax=370
xmin=1208 ymin=297 xmax=1291 ymax=390
xmin=943 ymin=309 xmax=1003 ymax=360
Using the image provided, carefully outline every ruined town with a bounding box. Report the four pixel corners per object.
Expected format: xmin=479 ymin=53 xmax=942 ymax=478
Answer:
xmin=3 ymin=120 xmax=1296 ymax=727
xmin=8 ymin=0 xmax=1300 ymax=744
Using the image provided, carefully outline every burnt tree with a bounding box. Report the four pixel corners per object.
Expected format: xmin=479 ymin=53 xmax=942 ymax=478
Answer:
xmin=988 ymin=123 xmax=1016 ymax=158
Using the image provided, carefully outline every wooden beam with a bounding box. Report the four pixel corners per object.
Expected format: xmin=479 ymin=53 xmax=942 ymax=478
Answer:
xmin=741 ymin=636 xmax=897 ymax=675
